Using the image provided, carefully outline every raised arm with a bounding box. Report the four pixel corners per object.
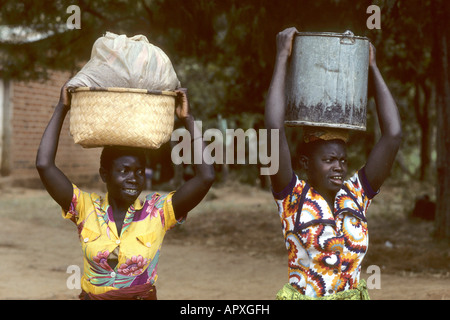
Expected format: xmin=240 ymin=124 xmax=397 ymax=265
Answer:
xmin=36 ymin=83 xmax=74 ymax=211
xmin=264 ymin=27 xmax=298 ymax=193
xmin=171 ymin=89 xmax=215 ymax=220
xmin=364 ymin=44 xmax=402 ymax=192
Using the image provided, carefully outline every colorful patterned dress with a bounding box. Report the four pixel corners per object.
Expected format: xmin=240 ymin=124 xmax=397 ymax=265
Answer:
xmin=272 ymin=167 xmax=378 ymax=298
xmin=63 ymin=184 xmax=184 ymax=295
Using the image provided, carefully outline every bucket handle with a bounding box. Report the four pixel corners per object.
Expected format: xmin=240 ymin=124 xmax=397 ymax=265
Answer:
xmin=340 ymin=30 xmax=355 ymax=45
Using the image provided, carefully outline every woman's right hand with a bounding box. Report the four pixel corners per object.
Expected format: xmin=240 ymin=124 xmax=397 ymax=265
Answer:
xmin=58 ymin=81 xmax=72 ymax=109
xmin=276 ymin=27 xmax=298 ymax=58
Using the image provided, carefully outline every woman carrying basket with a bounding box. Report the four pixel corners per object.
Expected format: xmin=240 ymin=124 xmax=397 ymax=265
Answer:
xmin=36 ymin=85 xmax=214 ymax=300
xmin=265 ymin=27 xmax=402 ymax=300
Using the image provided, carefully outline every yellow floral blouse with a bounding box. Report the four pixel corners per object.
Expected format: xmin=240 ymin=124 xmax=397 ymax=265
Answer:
xmin=62 ymin=184 xmax=182 ymax=295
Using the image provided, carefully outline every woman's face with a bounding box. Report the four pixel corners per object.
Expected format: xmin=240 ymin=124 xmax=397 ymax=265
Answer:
xmin=101 ymin=155 xmax=145 ymax=208
xmin=303 ymin=140 xmax=348 ymax=201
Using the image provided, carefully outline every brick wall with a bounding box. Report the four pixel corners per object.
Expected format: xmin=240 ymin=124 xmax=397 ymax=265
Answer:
xmin=9 ymin=70 xmax=102 ymax=188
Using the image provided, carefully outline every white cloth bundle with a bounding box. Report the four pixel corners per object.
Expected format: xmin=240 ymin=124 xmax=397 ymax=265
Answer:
xmin=67 ymin=32 xmax=180 ymax=90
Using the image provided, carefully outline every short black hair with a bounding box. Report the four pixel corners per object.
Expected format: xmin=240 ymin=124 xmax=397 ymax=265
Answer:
xmin=100 ymin=146 xmax=147 ymax=171
xmin=299 ymin=139 xmax=347 ymax=158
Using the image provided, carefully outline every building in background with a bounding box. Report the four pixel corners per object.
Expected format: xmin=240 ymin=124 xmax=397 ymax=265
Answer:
xmin=0 ymin=26 xmax=101 ymax=188
xmin=0 ymin=71 xmax=102 ymax=188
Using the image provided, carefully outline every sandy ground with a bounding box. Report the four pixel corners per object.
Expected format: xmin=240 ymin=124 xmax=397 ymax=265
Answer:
xmin=0 ymin=182 xmax=449 ymax=300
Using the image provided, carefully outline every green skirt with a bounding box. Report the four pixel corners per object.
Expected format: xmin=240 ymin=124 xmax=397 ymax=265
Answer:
xmin=276 ymin=279 xmax=370 ymax=300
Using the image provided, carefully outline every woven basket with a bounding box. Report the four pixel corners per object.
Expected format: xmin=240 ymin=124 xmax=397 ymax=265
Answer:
xmin=69 ymin=87 xmax=176 ymax=149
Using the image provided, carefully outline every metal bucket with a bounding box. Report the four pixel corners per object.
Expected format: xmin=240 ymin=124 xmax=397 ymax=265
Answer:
xmin=285 ymin=30 xmax=369 ymax=131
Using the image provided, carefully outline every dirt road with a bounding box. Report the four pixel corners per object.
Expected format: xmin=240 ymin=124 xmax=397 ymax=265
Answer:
xmin=0 ymin=183 xmax=448 ymax=300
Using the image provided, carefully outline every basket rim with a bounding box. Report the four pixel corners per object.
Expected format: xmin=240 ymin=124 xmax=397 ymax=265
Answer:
xmin=68 ymin=86 xmax=177 ymax=96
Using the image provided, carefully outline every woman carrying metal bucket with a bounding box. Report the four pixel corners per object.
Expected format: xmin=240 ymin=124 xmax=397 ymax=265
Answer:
xmin=265 ymin=27 xmax=402 ymax=300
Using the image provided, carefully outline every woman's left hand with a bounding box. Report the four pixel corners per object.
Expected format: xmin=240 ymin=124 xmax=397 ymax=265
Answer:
xmin=369 ymin=43 xmax=377 ymax=68
xmin=174 ymin=88 xmax=191 ymax=120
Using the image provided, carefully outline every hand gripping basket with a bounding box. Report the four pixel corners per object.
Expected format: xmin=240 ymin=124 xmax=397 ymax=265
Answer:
xmin=69 ymin=87 xmax=176 ymax=149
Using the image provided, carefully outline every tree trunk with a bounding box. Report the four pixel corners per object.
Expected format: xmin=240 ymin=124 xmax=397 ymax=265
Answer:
xmin=433 ymin=0 xmax=450 ymax=239
xmin=413 ymin=80 xmax=432 ymax=180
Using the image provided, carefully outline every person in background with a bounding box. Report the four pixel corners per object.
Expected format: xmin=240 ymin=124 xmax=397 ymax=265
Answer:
xmin=265 ymin=27 xmax=402 ymax=300
xmin=36 ymin=85 xmax=214 ymax=300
